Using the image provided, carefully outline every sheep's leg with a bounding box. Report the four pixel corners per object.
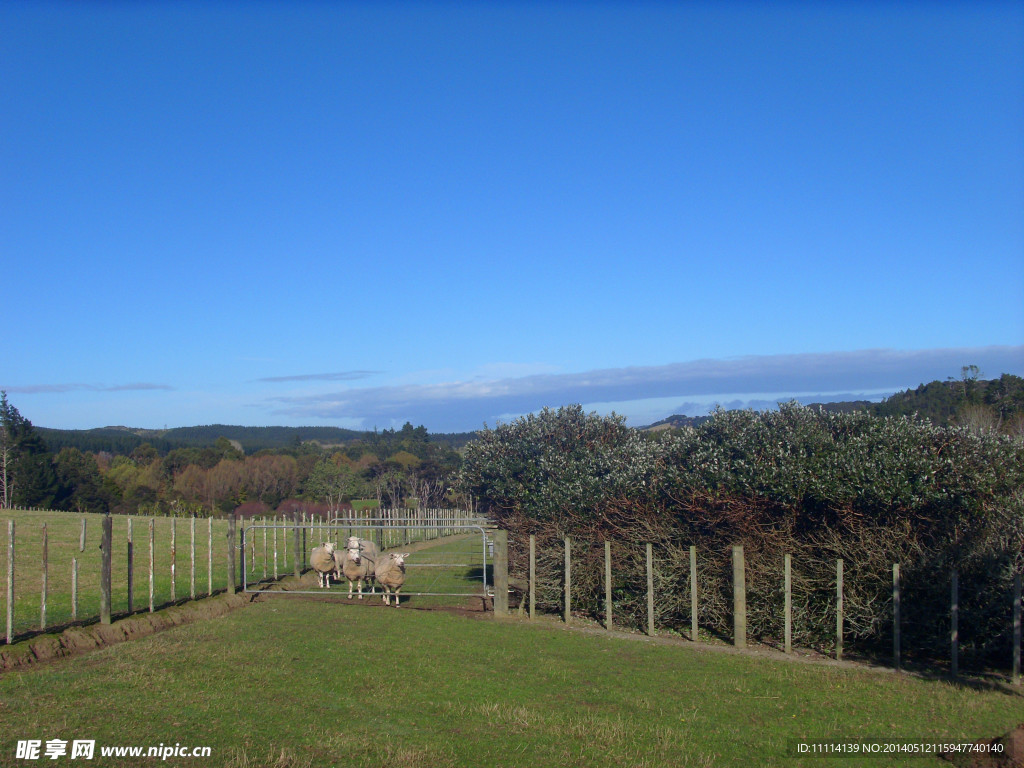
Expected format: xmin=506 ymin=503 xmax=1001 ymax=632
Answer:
xmin=357 ymin=578 xmax=363 ymax=599
xmin=347 ymin=579 xmax=354 ymax=599
xmin=393 ymin=586 xmax=401 ymax=607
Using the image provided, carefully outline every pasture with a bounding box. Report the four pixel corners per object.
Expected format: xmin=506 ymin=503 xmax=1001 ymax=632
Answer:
xmin=1 ymin=595 xmax=1022 ymax=767
xmin=3 ymin=509 xmax=484 ymax=641
xmin=3 ymin=511 xmax=238 ymax=639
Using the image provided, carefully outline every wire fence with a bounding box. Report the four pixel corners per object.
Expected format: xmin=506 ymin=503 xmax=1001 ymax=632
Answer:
xmin=1 ymin=508 xmax=484 ymax=643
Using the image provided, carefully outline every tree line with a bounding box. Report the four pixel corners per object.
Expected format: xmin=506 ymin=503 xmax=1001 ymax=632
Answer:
xmin=0 ymin=395 xmax=464 ymax=518
xmin=650 ymin=371 xmax=1024 ymax=436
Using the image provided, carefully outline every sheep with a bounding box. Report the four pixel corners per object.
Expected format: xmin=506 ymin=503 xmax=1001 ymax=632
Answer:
xmin=337 ymin=539 xmax=378 ymax=599
xmin=309 ymin=541 xmax=338 ymax=589
xmin=346 ymin=535 xmax=379 ymax=562
xmin=375 ymin=552 xmax=410 ymax=607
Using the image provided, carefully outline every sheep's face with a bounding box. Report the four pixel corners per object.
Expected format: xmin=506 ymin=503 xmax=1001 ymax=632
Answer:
xmin=347 ymin=546 xmax=361 ymax=563
xmin=323 ymin=542 xmax=336 ymax=555
xmin=391 ymin=553 xmax=409 ymax=568
xmin=346 ymin=536 xmax=360 ymax=549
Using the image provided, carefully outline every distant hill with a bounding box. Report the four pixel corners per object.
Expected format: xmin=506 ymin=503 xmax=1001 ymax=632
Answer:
xmin=37 ymin=423 xmax=480 ymax=456
xmin=36 ymin=374 xmax=1024 ymax=454
xmin=641 ymin=414 xmax=712 ymax=431
xmin=644 ymin=373 xmax=1024 ymax=433
xmin=808 ymin=373 xmax=1024 ymax=428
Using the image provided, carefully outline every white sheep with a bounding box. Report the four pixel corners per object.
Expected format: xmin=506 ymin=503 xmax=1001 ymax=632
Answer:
xmin=375 ymin=552 xmax=410 ymax=607
xmin=309 ymin=541 xmax=338 ymax=589
xmin=346 ymin=535 xmax=379 ymax=561
xmin=337 ymin=539 xmax=378 ymax=599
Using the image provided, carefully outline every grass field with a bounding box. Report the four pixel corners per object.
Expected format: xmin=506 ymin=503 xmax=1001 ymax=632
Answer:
xmin=1 ymin=592 xmax=1021 ymax=767
xmin=2 ymin=511 xmax=245 ymax=639
xmin=1 ymin=509 xmax=491 ymax=639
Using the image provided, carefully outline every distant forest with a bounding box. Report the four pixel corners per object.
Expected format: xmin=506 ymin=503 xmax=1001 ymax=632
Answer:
xmin=648 ymin=370 xmax=1024 ymax=436
xmin=36 ymin=422 xmax=480 ymax=457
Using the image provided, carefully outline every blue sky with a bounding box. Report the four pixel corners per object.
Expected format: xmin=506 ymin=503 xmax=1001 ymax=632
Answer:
xmin=3 ymin=1 xmax=1023 ymax=433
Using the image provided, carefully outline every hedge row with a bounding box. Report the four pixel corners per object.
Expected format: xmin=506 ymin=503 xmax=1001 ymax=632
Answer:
xmin=457 ymin=404 xmax=1024 ymax=664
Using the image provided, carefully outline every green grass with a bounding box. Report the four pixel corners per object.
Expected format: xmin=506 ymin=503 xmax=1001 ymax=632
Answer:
xmin=2 ymin=511 xmax=246 ymax=638
xmin=0 ymin=509 xmax=489 ymax=638
xmin=1 ymin=596 xmax=1021 ymax=767
xmin=0 ymin=511 xmax=323 ymax=638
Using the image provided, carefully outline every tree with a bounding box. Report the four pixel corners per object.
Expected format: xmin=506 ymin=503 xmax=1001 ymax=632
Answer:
xmin=54 ymin=447 xmax=111 ymax=514
xmin=0 ymin=392 xmax=58 ymax=508
xmin=305 ymin=456 xmax=363 ymax=513
xmin=1 ymin=392 xmax=12 ymax=508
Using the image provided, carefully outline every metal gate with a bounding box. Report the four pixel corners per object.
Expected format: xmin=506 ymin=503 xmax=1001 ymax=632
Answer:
xmin=239 ymin=519 xmax=493 ymax=605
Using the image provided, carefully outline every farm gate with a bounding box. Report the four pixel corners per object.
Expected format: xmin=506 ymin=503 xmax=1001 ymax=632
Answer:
xmin=239 ymin=518 xmax=495 ymax=606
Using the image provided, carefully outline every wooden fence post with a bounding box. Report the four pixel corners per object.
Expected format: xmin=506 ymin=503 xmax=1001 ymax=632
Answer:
xmin=100 ymin=515 xmax=112 ymax=624
xmin=170 ymin=518 xmax=176 ymax=602
xmin=293 ymin=513 xmax=301 ymax=579
xmin=1013 ymin=573 xmax=1021 ymax=687
xmin=71 ymin=558 xmax=78 ymax=621
xmin=493 ymin=530 xmax=508 ymax=615
xmin=951 ymin=570 xmax=959 ymax=678
xmin=605 ymin=540 xmax=612 ymax=630
xmin=784 ymin=553 xmax=792 ymax=654
xmin=733 ymin=545 xmax=746 ymax=649
xmin=127 ymin=518 xmax=134 ymax=614
xmin=149 ymin=519 xmax=155 ymax=613
xmin=41 ymin=523 xmax=48 ymax=631
xmin=529 ymin=534 xmax=536 ymax=620
xmin=240 ymin=518 xmax=248 ymax=590
xmin=262 ymin=520 xmax=267 ymax=579
xmin=190 ymin=517 xmax=196 ymax=600
xmin=690 ymin=545 xmax=698 ymax=643
xmin=207 ymin=517 xmax=213 ymax=596
xmin=836 ymin=559 xmax=844 ymax=661
xmin=283 ymin=513 xmax=289 ymax=571
xmin=646 ymin=542 xmax=655 ymax=636
xmin=273 ymin=522 xmax=278 ymax=580
xmin=250 ymin=519 xmax=257 ymax=576
xmin=7 ymin=520 xmax=14 ymax=644
xmin=227 ymin=514 xmax=236 ymax=595
xmin=893 ymin=563 xmax=901 ymax=672
xmin=80 ymin=517 xmax=86 ymax=552
xmin=564 ymin=537 xmax=571 ymax=624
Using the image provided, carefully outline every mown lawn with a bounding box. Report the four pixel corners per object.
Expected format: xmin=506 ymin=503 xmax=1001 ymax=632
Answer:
xmin=0 ymin=594 xmax=1021 ymax=768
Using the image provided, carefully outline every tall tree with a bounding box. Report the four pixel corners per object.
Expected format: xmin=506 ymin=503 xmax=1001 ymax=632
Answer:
xmin=0 ymin=392 xmax=58 ymax=508
xmin=1 ymin=392 xmax=12 ymax=508
xmin=54 ymin=447 xmax=111 ymax=514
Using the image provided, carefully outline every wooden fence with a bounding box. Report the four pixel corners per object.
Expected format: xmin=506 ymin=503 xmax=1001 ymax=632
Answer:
xmin=516 ymin=535 xmax=1022 ymax=686
xmin=2 ymin=507 xmax=481 ymax=644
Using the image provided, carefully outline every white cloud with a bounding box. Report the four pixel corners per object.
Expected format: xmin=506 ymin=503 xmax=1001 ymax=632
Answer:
xmin=263 ymin=345 xmax=1024 ymax=431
